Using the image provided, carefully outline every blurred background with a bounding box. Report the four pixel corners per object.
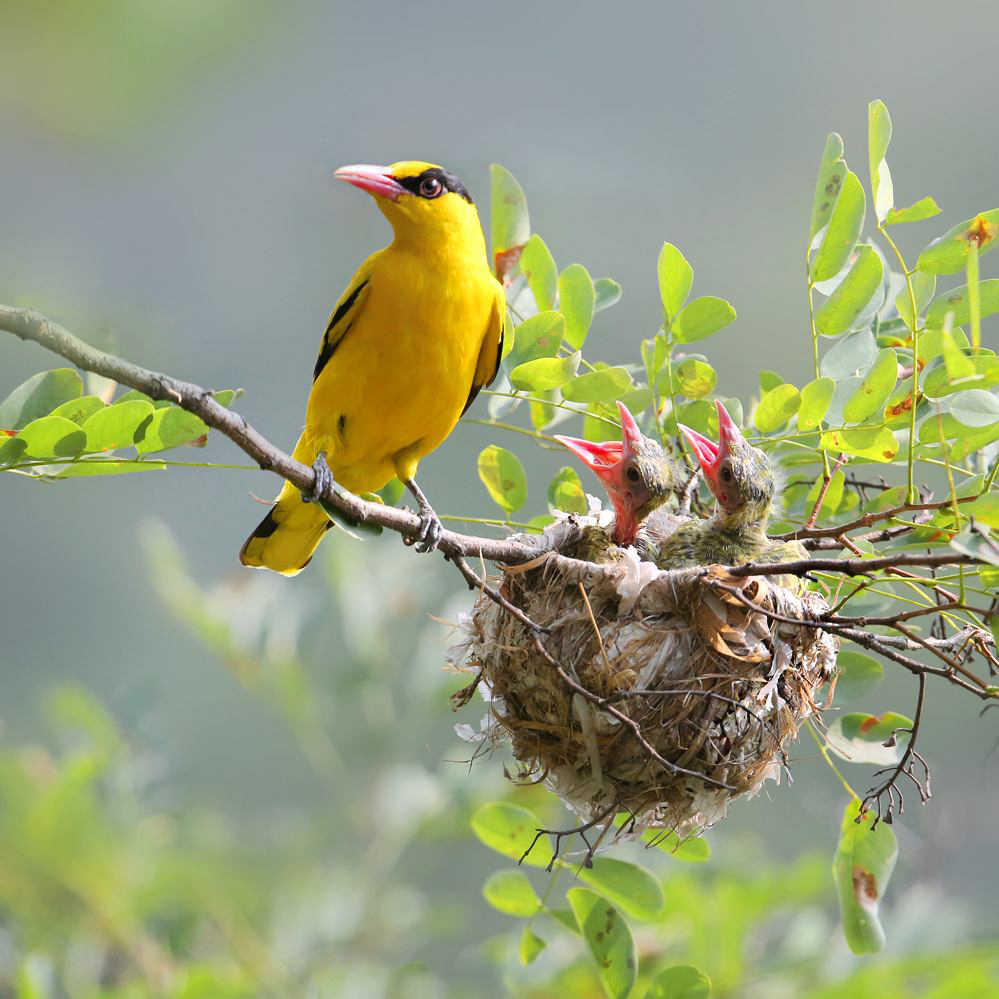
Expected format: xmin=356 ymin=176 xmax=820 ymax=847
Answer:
xmin=2 ymin=1 xmax=998 ymax=995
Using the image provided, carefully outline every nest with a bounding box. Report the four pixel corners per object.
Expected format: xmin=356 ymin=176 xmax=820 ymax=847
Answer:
xmin=453 ymin=533 xmax=838 ymax=838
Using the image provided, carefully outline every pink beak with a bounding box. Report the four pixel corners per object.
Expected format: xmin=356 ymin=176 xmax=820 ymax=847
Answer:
xmin=678 ymin=399 xmax=744 ymax=491
xmin=334 ymin=164 xmax=406 ymax=202
xmin=553 ymin=401 xmax=641 ymax=488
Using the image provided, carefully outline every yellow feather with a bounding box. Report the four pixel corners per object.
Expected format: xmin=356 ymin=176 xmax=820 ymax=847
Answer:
xmin=240 ymin=162 xmax=505 ymax=573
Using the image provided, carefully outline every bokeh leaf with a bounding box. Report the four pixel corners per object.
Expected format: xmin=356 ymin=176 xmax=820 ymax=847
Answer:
xmin=482 ymin=869 xmax=541 ymax=917
xmin=519 ymin=925 xmax=546 ymax=965
xmin=594 ymin=277 xmax=623 ymax=313
xmin=567 ymin=887 xmax=637 ymax=999
xmin=649 ymin=965 xmax=712 ymax=999
xmin=833 ymin=800 xmax=898 ymax=954
xmin=577 ymin=857 xmax=665 ymax=920
xmin=471 ymin=802 xmax=554 ymax=869
xmin=477 ymin=446 xmax=528 ymax=513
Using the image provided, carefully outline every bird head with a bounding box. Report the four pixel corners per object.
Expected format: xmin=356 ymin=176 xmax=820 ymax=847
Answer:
xmin=679 ymin=400 xmax=776 ymax=525
xmin=334 ymin=161 xmax=483 ymax=246
xmin=555 ymin=402 xmax=676 ymax=545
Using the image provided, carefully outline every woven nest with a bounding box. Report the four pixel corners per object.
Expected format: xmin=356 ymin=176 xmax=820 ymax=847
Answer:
xmin=452 ymin=533 xmax=838 ymax=838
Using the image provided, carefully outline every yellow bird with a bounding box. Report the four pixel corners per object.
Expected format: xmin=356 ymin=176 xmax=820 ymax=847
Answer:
xmin=240 ymin=161 xmax=506 ymax=574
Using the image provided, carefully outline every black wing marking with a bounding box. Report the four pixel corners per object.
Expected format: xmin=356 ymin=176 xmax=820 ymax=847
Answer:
xmin=313 ymin=279 xmax=368 ymax=382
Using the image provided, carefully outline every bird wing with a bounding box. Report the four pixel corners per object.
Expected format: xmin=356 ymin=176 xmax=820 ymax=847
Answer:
xmin=312 ymin=258 xmax=377 ymax=383
xmin=461 ymin=284 xmax=506 ymax=416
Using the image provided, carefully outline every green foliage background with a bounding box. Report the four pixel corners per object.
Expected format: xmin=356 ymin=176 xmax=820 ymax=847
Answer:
xmin=3 ymin=2 xmax=999 ymax=996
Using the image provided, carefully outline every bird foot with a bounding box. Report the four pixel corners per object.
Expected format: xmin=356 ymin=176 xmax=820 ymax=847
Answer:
xmin=402 ymin=478 xmax=443 ymax=553
xmin=302 ymin=452 xmax=334 ymax=504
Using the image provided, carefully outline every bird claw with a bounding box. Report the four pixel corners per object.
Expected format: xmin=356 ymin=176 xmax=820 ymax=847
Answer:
xmin=302 ymin=451 xmax=334 ymax=503
xmin=410 ymin=505 xmax=443 ymax=553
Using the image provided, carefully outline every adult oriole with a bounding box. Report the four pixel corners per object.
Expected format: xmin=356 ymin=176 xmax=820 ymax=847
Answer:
xmin=241 ymin=161 xmax=506 ymax=574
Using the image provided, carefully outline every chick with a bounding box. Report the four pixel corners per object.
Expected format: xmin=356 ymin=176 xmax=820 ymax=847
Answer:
xmin=657 ymin=401 xmax=808 ymax=591
xmin=554 ymin=402 xmax=682 ymax=562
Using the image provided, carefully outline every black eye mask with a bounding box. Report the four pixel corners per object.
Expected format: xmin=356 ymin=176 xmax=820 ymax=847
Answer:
xmin=394 ymin=168 xmax=473 ymax=204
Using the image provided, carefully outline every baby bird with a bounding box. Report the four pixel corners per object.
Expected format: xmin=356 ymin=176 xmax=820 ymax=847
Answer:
xmin=555 ymin=402 xmax=681 ymax=561
xmin=657 ymin=401 xmax=808 ymax=591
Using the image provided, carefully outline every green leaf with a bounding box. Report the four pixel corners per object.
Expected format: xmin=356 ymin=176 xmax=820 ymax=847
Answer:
xmin=833 ymin=800 xmax=898 ymax=954
xmin=798 ymin=377 xmax=836 ymax=431
xmin=567 ymin=888 xmax=637 ymax=999
xmin=867 ymin=100 xmax=893 ymax=223
xmin=809 ymin=132 xmax=847 ymax=241
xmin=562 ymin=366 xmax=633 ymax=404
xmin=16 ymin=415 xmax=86 ymax=459
xmin=529 ymin=389 xmax=559 ymax=430
xmin=519 ymin=925 xmax=546 ymax=965
xmin=477 ymin=446 xmax=528 ymax=513
xmin=0 ymin=437 xmax=27 ymax=467
xmin=819 ymin=426 xmax=899 ymax=462
xmin=820 ymin=328 xmax=878 ymax=380
xmin=921 ymin=354 xmax=999 ymax=399
xmin=674 ymin=359 xmax=717 ymax=399
xmin=673 ymin=297 xmax=736 ymax=343
xmin=926 ymin=279 xmax=999 ymax=328
xmin=506 ymin=312 xmax=565 ymax=370
xmin=577 ymin=857 xmax=665 ymax=921
xmin=658 ymin=242 xmax=693 ymax=321
xmin=48 ymin=396 xmax=105 ymax=425
xmin=482 ymin=869 xmax=541 ymax=917
xmin=82 ymin=399 xmax=154 ymax=452
xmin=805 ymin=468 xmax=845 ymax=516
xmin=520 ymin=234 xmax=558 ymax=311
xmin=827 ymin=712 xmax=913 ymax=765
xmin=648 ymin=830 xmax=711 ymax=862
xmin=559 ymin=264 xmax=596 ymax=349
xmin=548 ymin=466 xmax=588 ymax=514
xmin=895 ymin=270 xmax=936 ymax=329
xmin=917 ymin=210 xmax=999 ymax=275
xmin=0 ymin=368 xmax=82 ymax=431
xmin=835 ymin=650 xmax=884 ymax=703
xmin=510 ymin=352 xmax=581 ymax=392
xmin=883 ymin=196 xmax=940 ymax=227
xmin=759 ymin=370 xmax=784 ymax=393
xmin=842 ymin=348 xmax=897 ymax=424
xmin=470 ymin=802 xmax=554 ymax=869
xmin=754 ymin=384 xmax=800 ymax=433
xmin=490 ymin=164 xmax=530 ymax=279
xmin=649 ymin=965 xmax=712 ymax=999
xmin=815 ymin=245 xmax=884 ymax=334
xmin=594 ymin=277 xmax=622 ymax=313
xmin=811 ymin=171 xmax=866 ymax=282
xmin=135 ymin=406 xmax=210 ymax=455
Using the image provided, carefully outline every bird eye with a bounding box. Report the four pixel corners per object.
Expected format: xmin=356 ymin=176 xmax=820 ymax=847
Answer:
xmin=720 ymin=466 xmax=733 ymax=482
xmin=419 ymin=176 xmax=443 ymax=199
xmin=626 ymin=466 xmax=641 ymax=483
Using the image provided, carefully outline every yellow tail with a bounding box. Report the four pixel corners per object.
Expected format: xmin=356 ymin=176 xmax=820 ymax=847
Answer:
xmin=239 ymin=477 xmax=331 ymax=575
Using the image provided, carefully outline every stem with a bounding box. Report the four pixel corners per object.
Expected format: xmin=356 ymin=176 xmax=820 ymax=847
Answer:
xmin=805 ymin=719 xmax=860 ymax=803
xmin=805 ymin=260 xmax=830 ymax=479
xmin=878 ymin=224 xmax=920 ymax=503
